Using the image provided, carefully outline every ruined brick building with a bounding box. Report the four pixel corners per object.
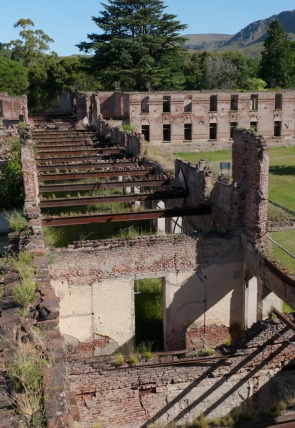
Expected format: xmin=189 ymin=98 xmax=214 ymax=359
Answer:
xmin=77 ymin=89 xmax=295 ymax=152
xmin=1 ymin=91 xmax=295 ymax=427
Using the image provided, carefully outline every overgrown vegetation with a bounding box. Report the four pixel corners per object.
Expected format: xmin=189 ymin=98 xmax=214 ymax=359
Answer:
xmin=5 ymin=210 xmax=28 ymax=232
xmin=6 ymin=330 xmax=49 ymax=427
xmin=134 ymin=278 xmax=164 ymax=351
xmin=8 ymin=250 xmax=37 ymax=310
xmin=0 ymin=136 xmax=24 ymax=209
xmin=43 ymin=221 xmax=153 ymax=247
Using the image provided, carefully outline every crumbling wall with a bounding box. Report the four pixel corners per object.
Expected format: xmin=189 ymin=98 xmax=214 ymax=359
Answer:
xmin=67 ymin=320 xmax=295 ymax=428
xmin=0 ymin=130 xmax=77 ymax=427
xmin=0 ymin=92 xmax=28 ymax=125
xmin=49 ymin=234 xmax=244 ymax=350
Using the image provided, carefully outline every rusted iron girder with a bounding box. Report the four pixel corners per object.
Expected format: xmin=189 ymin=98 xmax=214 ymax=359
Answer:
xmin=40 ymin=190 xmax=187 ymax=208
xmin=37 ymin=148 xmax=124 ymax=157
xmin=36 ymin=154 xmax=126 ymax=164
xmin=42 ymin=205 xmax=212 ymax=226
xmin=38 ymin=179 xmax=169 ymax=193
xmin=37 ymin=161 xmax=137 ymax=172
xmin=264 ymin=258 xmax=295 ymax=288
xmin=38 ymin=168 xmax=153 ymax=181
xmin=272 ymin=307 xmax=295 ymax=332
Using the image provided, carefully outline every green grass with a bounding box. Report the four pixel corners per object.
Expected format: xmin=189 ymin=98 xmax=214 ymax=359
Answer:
xmin=43 ymin=221 xmax=153 ymax=247
xmin=135 ymin=278 xmax=164 ymax=351
xmin=175 ymin=146 xmax=295 ymax=212
xmin=271 ymin=230 xmax=295 ymax=274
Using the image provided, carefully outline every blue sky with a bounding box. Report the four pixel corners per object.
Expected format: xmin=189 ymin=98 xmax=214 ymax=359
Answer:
xmin=1 ymin=0 xmax=294 ymax=56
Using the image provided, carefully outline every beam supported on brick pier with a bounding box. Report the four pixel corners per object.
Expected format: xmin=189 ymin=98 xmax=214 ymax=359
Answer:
xmin=42 ymin=205 xmax=212 ymax=226
xmin=38 ymin=178 xmax=169 ymax=193
xmin=37 ymin=161 xmax=137 ymax=172
xmin=38 ymin=168 xmax=154 ymax=181
xmin=39 ymin=190 xmax=187 ymax=208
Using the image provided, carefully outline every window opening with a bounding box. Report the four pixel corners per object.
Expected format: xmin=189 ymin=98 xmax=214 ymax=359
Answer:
xmin=141 ymin=125 xmax=150 ymax=142
xmin=134 ymin=278 xmax=164 ymax=351
xmin=230 ymin=122 xmax=238 ymax=139
xmin=230 ymin=95 xmax=238 ymax=111
xmin=163 ymin=124 xmax=171 ymax=142
xmin=209 ymin=123 xmax=217 ymax=139
xmin=0 ymin=101 xmax=3 ymax=117
xmin=274 ymin=121 xmax=282 ymax=137
xmin=141 ymin=96 xmax=149 ymax=113
xmin=163 ymin=96 xmax=171 ymax=113
xmin=210 ymin=95 xmax=218 ymax=112
xmin=250 ymin=121 xmax=258 ymax=132
xmin=275 ymin=93 xmax=282 ymax=110
xmin=184 ymin=97 xmax=192 ymax=113
xmin=184 ymin=123 xmax=192 ymax=141
xmin=250 ymin=94 xmax=258 ymax=111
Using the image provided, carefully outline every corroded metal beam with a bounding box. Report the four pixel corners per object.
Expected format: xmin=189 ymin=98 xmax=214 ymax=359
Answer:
xmin=38 ymin=168 xmax=153 ymax=181
xmin=38 ymin=179 xmax=169 ymax=193
xmin=42 ymin=205 xmax=212 ymax=226
xmin=40 ymin=190 xmax=187 ymax=208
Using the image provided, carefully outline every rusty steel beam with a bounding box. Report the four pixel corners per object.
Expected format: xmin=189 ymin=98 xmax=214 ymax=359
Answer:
xmin=38 ymin=179 xmax=169 ymax=193
xmin=38 ymin=168 xmax=153 ymax=181
xmin=42 ymin=205 xmax=211 ymax=226
xmin=272 ymin=307 xmax=295 ymax=332
xmin=264 ymin=258 xmax=295 ymax=288
xmin=37 ymin=161 xmax=137 ymax=172
xmin=36 ymin=154 xmax=126 ymax=164
xmin=40 ymin=190 xmax=187 ymax=208
xmin=37 ymin=148 xmax=124 ymax=157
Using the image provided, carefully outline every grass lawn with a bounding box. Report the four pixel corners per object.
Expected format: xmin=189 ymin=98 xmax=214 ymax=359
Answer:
xmin=175 ymin=146 xmax=295 ymax=274
xmin=271 ymin=230 xmax=295 ymax=275
xmin=174 ymin=146 xmax=295 ymax=212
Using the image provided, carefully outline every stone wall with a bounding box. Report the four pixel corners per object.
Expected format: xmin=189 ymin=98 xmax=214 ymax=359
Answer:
xmin=50 ymin=234 xmax=245 ymax=350
xmin=0 ymin=92 xmax=28 ymax=125
xmin=0 ymin=130 xmax=77 ymax=427
xmin=86 ymin=89 xmax=295 ymax=151
xmin=67 ymin=319 xmax=295 ymax=428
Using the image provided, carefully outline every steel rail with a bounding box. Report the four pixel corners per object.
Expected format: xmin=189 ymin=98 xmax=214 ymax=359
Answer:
xmin=42 ymin=205 xmax=212 ymax=226
xmin=38 ymin=179 xmax=169 ymax=193
xmin=36 ymin=155 xmax=126 ymax=164
xmin=38 ymin=168 xmax=153 ymax=181
xmin=37 ymin=161 xmax=137 ymax=172
xmin=40 ymin=190 xmax=187 ymax=208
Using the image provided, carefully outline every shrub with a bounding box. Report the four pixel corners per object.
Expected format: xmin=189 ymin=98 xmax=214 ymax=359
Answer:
xmin=5 ymin=210 xmax=28 ymax=232
xmin=12 ymin=278 xmax=37 ymax=308
xmin=114 ymin=352 xmax=125 ymax=366
xmin=122 ymin=124 xmax=136 ymax=132
xmin=194 ymin=413 xmax=209 ymax=428
xmin=0 ymin=137 xmax=24 ymax=209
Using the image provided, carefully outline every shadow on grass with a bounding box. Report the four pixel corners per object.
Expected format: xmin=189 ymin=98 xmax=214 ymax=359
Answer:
xmin=269 ymin=165 xmax=295 ymax=176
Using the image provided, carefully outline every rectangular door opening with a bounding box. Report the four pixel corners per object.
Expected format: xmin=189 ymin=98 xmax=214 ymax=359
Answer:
xmin=134 ymin=277 xmax=164 ymax=351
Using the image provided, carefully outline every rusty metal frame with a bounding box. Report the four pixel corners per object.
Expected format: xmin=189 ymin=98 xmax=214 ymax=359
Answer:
xmin=42 ymin=205 xmax=211 ymax=226
xmin=40 ymin=190 xmax=187 ymax=208
xmin=38 ymin=168 xmax=153 ymax=181
xmin=37 ymin=161 xmax=136 ymax=172
xmin=38 ymin=179 xmax=169 ymax=193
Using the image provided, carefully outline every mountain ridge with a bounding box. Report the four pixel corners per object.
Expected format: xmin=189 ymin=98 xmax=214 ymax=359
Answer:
xmin=184 ymin=10 xmax=295 ymax=57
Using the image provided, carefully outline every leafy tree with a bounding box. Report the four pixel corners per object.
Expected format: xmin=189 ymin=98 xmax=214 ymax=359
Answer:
xmin=259 ymin=19 xmax=295 ymax=88
xmin=183 ymin=51 xmax=259 ymax=90
xmin=77 ymin=0 xmax=188 ymax=91
xmin=0 ymin=56 xmax=29 ymax=95
xmin=5 ymin=19 xmax=54 ymax=67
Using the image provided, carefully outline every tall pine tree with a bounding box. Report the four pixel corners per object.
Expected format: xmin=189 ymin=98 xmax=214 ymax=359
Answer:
xmin=259 ymin=19 xmax=295 ymax=88
xmin=77 ymin=0 xmax=188 ymax=91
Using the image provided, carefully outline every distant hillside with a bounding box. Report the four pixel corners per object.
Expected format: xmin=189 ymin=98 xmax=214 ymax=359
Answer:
xmin=184 ymin=10 xmax=295 ymax=58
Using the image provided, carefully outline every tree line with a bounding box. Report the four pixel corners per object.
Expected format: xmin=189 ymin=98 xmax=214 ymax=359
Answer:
xmin=1 ymin=1 xmax=295 ymax=113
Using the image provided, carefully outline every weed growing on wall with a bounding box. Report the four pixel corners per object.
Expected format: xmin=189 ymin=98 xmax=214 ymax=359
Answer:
xmin=0 ymin=136 xmax=24 ymax=209
xmin=5 ymin=210 xmax=28 ymax=232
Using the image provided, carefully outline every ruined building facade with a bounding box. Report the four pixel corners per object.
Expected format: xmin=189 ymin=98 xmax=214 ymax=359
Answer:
xmin=0 ymin=92 xmax=28 ymax=125
xmin=77 ymin=89 xmax=295 ymax=152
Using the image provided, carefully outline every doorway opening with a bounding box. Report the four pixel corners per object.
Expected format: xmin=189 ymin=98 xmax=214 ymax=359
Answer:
xmin=134 ymin=277 xmax=164 ymax=351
